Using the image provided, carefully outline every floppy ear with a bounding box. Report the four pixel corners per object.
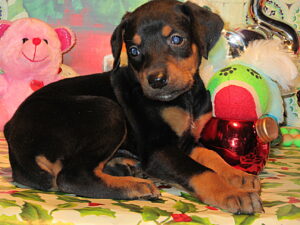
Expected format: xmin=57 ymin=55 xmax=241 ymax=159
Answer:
xmin=111 ymin=13 xmax=131 ymax=70
xmin=55 ymin=27 xmax=76 ymax=53
xmin=0 ymin=21 xmax=11 ymax=38
xmin=180 ymin=2 xmax=224 ymax=59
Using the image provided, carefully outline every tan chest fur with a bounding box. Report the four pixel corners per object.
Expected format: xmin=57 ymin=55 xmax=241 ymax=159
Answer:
xmin=161 ymin=106 xmax=212 ymax=139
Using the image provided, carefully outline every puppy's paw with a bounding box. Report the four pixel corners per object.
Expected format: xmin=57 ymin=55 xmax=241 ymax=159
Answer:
xmin=190 ymin=171 xmax=264 ymax=214
xmin=224 ymin=191 xmax=264 ymax=214
xmin=220 ymin=167 xmax=261 ymax=191
xmin=126 ymin=178 xmax=161 ymax=200
xmin=104 ymin=157 xmax=144 ymax=177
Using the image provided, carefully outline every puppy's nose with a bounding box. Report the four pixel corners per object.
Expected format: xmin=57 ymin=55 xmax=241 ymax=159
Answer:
xmin=147 ymin=72 xmax=168 ymax=89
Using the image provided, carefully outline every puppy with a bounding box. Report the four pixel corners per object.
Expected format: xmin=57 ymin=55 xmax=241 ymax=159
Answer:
xmin=4 ymin=0 xmax=263 ymax=214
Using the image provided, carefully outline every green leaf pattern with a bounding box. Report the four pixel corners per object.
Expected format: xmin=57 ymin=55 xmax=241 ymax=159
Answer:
xmin=20 ymin=202 xmax=53 ymax=222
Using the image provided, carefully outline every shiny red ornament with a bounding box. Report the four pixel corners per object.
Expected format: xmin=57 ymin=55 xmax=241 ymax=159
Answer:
xmin=200 ymin=117 xmax=273 ymax=174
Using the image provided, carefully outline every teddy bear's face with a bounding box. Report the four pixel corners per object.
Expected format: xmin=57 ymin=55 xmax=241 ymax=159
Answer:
xmin=0 ymin=18 xmax=63 ymax=80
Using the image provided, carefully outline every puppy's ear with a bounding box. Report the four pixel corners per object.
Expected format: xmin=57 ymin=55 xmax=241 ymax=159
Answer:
xmin=111 ymin=13 xmax=131 ymax=70
xmin=180 ymin=2 xmax=224 ymax=59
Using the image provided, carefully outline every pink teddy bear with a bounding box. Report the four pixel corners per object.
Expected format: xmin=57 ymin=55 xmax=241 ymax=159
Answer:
xmin=0 ymin=18 xmax=76 ymax=130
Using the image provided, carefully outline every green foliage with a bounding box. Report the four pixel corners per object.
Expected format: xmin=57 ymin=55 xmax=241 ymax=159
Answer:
xmin=261 ymin=182 xmax=283 ymax=189
xmin=173 ymin=201 xmax=197 ymax=214
xmin=57 ymin=195 xmax=90 ymax=203
xmin=0 ymin=199 xmax=19 ymax=208
xmin=180 ymin=192 xmax=204 ymax=205
xmin=20 ymin=202 xmax=53 ymax=222
xmin=23 ymin=0 xmax=64 ymax=21
xmin=291 ymin=179 xmax=300 ymax=185
xmin=0 ymin=214 xmax=26 ymax=225
xmin=276 ymin=171 xmax=300 ymax=177
xmin=75 ymin=207 xmax=116 ymax=218
xmin=113 ymin=202 xmax=143 ymax=213
xmin=190 ymin=215 xmax=215 ymax=225
xmin=276 ymin=204 xmax=300 ymax=220
xmin=233 ymin=214 xmax=260 ymax=225
xmin=141 ymin=206 xmax=171 ymax=222
xmin=12 ymin=190 xmax=45 ymax=202
xmin=263 ymin=201 xmax=285 ymax=207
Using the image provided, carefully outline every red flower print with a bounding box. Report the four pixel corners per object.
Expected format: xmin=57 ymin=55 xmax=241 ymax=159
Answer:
xmin=171 ymin=214 xmax=192 ymax=222
xmin=88 ymin=202 xmax=104 ymax=206
xmin=0 ymin=190 xmax=18 ymax=194
xmin=266 ymin=177 xmax=280 ymax=179
xmin=281 ymin=167 xmax=289 ymax=170
xmin=205 ymin=206 xmax=219 ymax=211
xmin=268 ymin=159 xmax=276 ymax=162
xmin=288 ymin=197 xmax=300 ymax=203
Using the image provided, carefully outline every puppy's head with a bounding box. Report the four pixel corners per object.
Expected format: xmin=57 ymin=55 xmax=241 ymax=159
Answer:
xmin=111 ymin=0 xmax=223 ymax=101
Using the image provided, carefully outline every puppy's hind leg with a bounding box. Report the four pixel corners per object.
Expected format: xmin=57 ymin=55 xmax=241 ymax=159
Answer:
xmin=56 ymin=138 xmax=160 ymax=200
xmin=56 ymin=98 xmax=160 ymax=200
xmin=8 ymin=150 xmax=55 ymax=190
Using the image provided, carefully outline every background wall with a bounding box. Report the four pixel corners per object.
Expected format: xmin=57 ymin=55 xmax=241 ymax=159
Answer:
xmin=0 ymin=0 xmax=299 ymax=75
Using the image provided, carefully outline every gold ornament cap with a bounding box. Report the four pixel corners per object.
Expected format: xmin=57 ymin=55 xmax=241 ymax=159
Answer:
xmin=255 ymin=117 xmax=279 ymax=143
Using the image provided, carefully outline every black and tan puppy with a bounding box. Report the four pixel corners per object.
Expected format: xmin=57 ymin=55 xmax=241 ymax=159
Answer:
xmin=4 ymin=0 xmax=263 ymax=214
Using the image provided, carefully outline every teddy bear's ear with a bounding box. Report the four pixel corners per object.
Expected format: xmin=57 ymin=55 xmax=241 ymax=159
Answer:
xmin=0 ymin=21 xmax=12 ymax=38
xmin=55 ymin=27 xmax=76 ymax=53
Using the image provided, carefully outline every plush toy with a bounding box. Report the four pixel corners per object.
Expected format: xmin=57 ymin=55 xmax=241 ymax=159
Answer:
xmin=200 ymin=39 xmax=298 ymax=174
xmin=0 ymin=18 xmax=76 ymax=130
xmin=202 ymin=39 xmax=298 ymax=123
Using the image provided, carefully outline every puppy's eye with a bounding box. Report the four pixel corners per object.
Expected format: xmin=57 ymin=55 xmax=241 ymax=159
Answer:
xmin=170 ymin=34 xmax=184 ymax=45
xmin=22 ymin=38 xmax=29 ymax=43
xmin=43 ymin=39 xmax=48 ymax=44
xmin=128 ymin=46 xmax=140 ymax=57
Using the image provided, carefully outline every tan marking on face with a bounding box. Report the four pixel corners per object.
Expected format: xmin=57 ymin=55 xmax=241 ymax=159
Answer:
xmin=161 ymin=106 xmax=191 ymax=137
xmin=120 ymin=42 xmax=128 ymax=67
xmin=191 ymin=112 xmax=212 ymax=140
xmin=136 ymin=44 xmax=199 ymax=99
xmin=36 ymin=155 xmax=62 ymax=188
xmin=162 ymin=25 xmax=172 ymax=37
xmin=94 ymin=162 xmax=159 ymax=199
xmin=133 ymin=34 xmax=142 ymax=45
xmin=166 ymin=44 xmax=199 ymax=90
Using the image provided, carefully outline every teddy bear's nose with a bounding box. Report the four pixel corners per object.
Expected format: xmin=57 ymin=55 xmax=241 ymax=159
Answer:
xmin=32 ymin=38 xmax=42 ymax=46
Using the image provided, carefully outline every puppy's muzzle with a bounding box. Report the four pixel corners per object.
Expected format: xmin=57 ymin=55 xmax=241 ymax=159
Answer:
xmin=147 ymin=72 xmax=168 ymax=89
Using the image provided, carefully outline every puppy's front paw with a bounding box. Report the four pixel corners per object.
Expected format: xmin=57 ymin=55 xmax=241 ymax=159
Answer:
xmin=221 ymin=166 xmax=261 ymax=191
xmin=225 ymin=191 xmax=263 ymax=214
xmin=190 ymin=171 xmax=264 ymax=214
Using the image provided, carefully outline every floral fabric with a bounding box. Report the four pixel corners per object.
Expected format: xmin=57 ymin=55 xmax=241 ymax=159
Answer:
xmin=0 ymin=132 xmax=300 ymax=225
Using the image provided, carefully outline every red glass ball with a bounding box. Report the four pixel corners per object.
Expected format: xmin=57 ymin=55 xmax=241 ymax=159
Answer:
xmin=200 ymin=117 xmax=270 ymax=174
